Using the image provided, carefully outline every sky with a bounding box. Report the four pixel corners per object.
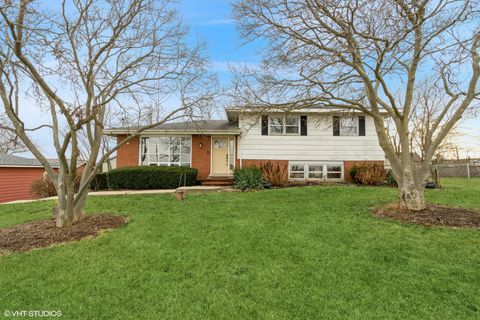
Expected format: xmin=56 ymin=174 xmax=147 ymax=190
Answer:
xmin=178 ymin=0 xmax=260 ymax=85
xmin=9 ymin=0 xmax=480 ymax=158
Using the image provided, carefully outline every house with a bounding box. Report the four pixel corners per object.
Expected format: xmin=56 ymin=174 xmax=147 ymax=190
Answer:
xmin=0 ymin=153 xmax=61 ymax=203
xmin=103 ymin=108 xmax=386 ymax=184
xmin=0 ymin=153 xmax=87 ymax=203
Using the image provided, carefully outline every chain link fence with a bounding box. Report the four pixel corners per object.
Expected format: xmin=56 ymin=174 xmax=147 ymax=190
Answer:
xmin=432 ymin=159 xmax=480 ymax=178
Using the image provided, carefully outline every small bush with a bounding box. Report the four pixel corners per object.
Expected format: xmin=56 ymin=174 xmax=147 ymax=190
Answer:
xmin=351 ymin=162 xmax=386 ymax=185
xmin=107 ymin=166 xmax=197 ymax=190
xmin=30 ymin=175 xmax=81 ymax=198
xmin=261 ymin=162 xmax=288 ymax=186
xmin=349 ymin=165 xmax=358 ymax=183
xmin=30 ymin=177 xmax=57 ymax=198
xmin=386 ymin=170 xmax=398 ymax=187
xmin=234 ymin=167 xmax=265 ymax=190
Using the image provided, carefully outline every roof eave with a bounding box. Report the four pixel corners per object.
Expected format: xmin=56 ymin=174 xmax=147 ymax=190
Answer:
xmin=103 ymin=129 xmax=241 ymax=136
xmin=225 ymin=107 xmax=390 ymax=116
xmin=0 ymin=164 xmax=60 ymax=168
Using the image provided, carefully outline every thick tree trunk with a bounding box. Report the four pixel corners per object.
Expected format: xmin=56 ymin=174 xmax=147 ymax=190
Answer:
xmin=397 ymin=173 xmax=426 ymax=211
xmin=54 ymin=176 xmax=86 ymax=227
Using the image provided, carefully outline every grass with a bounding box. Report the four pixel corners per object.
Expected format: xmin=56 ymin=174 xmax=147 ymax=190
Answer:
xmin=0 ymin=178 xmax=479 ymax=319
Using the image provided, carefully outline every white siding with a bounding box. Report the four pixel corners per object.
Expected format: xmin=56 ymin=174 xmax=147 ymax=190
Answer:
xmin=238 ymin=114 xmax=385 ymax=161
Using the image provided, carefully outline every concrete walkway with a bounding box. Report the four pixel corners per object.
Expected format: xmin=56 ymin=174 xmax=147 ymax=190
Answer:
xmin=1 ymin=186 xmax=229 ymax=205
xmin=89 ymin=186 xmax=226 ymax=196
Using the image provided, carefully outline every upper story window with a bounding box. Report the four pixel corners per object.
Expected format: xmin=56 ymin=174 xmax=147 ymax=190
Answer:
xmin=268 ymin=115 xmax=300 ymax=135
xmin=141 ymin=136 xmax=191 ymax=167
xmin=340 ymin=117 xmax=358 ymax=136
xmin=333 ymin=115 xmax=365 ymax=136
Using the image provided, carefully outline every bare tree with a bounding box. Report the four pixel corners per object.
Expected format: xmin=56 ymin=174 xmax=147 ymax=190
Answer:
xmin=233 ymin=0 xmax=480 ymax=210
xmin=386 ymin=79 xmax=476 ymax=161
xmin=0 ymin=114 xmax=27 ymax=154
xmin=0 ymin=0 xmax=216 ymax=227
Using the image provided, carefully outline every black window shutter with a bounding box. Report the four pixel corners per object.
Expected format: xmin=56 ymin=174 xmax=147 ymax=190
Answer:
xmin=300 ymin=116 xmax=307 ymax=136
xmin=261 ymin=115 xmax=269 ymax=135
xmin=333 ymin=116 xmax=340 ymax=136
xmin=358 ymin=116 xmax=365 ymax=136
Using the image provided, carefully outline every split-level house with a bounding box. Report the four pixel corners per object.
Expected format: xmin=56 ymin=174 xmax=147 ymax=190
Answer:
xmin=103 ymin=108 xmax=386 ymax=184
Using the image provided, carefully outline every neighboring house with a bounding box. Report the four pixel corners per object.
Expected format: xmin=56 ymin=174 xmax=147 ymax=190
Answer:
xmin=104 ymin=108 xmax=386 ymax=184
xmin=0 ymin=154 xmax=86 ymax=203
xmin=102 ymin=156 xmax=117 ymax=172
xmin=0 ymin=153 xmax=60 ymax=203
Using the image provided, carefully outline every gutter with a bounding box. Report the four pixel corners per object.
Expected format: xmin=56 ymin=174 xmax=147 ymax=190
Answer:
xmin=103 ymin=129 xmax=241 ymax=135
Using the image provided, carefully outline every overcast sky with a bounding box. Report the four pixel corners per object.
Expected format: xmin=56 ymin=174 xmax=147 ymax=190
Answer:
xmin=11 ymin=0 xmax=480 ymax=158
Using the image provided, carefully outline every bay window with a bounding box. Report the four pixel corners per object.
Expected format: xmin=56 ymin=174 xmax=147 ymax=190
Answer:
xmin=141 ymin=136 xmax=191 ymax=166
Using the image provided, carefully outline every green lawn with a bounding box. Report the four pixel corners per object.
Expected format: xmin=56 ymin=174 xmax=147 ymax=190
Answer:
xmin=0 ymin=178 xmax=479 ymax=319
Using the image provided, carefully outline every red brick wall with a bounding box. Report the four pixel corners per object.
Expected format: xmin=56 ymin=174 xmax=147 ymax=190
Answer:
xmin=191 ymin=135 xmax=212 ymax=180
xmin=343 ymin=160 xmax=385 ymax=181
xmin=242 ymin=159 xmax=289 ymax=181
xmin=117 ymin=135 xmax=139 ymax=168
xmin=235 ymin=136 xmax=240 ymax=168
xmin=0 ymin=167 xmax=46 ymax=203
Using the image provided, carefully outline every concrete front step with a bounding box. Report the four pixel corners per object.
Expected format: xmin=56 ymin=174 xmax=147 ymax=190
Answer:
xmin=202 ymin=181 xmax=233 ymax=186
xmin=201 ymin=176 xmax=234 ymax=186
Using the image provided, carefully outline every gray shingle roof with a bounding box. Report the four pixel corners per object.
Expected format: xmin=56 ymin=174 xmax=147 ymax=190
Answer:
xmin=104 ymin=120 xmax=240 ymax=134
xmin=0 ymin=153 xmax=61 ymax=168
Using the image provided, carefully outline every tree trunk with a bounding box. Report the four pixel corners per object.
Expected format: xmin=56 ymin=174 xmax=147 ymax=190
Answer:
xmin=74 ymin=191 xmax=87 ymax=222
xmin=54 ymin=177 xmax=85 ymax=227
xmin=398 ymin=176 xmax=426 ymax=211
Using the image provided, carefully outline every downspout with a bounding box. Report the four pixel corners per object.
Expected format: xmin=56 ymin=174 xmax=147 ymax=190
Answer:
xmin=239 ymin=114 xmax=243 ymax=168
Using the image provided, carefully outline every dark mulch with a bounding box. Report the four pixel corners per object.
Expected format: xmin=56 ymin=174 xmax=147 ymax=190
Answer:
xmin=374 ymin=204 xmax=480 ymax=228
xmin=0 ymin=215 xmax=127 ymax=254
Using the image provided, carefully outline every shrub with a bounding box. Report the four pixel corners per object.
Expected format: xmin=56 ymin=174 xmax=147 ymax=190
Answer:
xmin=386 ymin=170 xmax=398 ymax=187
xmin=261 ymin=162 xmax=288 ymax=186
xmin=30 ymin=175 xmax=81 ymax=198
xmin=106 ymin=166 xmax=197 ymax=190
xmin=350 ymin=162 xmax=386 ymax=185
xmin=90 ymin=172 xmax=109 ymax=191
xmin=233 ymin=167 xmax=265 ymax=190
xmin=349 ymin=165 xmax=358 ymax=183
xmin=30 ymin=177 xmax=57 ymax=198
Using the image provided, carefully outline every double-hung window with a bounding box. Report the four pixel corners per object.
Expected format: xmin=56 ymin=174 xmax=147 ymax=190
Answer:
xmin=141 ymin=136 xmax=191 ymax=167
xmin=340 ymin=117 xmax=358 ymax=136
xmin=268 ymin=115 xmax=300 ymax=135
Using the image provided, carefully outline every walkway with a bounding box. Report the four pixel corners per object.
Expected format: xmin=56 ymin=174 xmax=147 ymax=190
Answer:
xmin=1 ymin=186 xmax=229 ymax=205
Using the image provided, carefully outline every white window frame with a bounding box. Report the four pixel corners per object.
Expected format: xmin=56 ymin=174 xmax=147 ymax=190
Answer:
xmin=140 ymin=136 xmax=192 ymax=167
xmin=340 ymin=116 xmax=358 ymax=136
xmin=268 ymin=115 xmax=300 ymax=136
xmin=288 ymin=162 xmax=344 ymax=181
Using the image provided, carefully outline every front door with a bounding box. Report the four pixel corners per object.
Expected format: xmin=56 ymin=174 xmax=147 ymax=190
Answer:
xmin=211 ymin=137 xmax=232 ymax=175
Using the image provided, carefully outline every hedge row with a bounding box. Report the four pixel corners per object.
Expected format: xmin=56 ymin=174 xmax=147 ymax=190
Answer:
xmin=91 ymin=166 xmax=198 ymax=190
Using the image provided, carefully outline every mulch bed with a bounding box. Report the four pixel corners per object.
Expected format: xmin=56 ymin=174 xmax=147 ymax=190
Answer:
xmin=0 ymin=215 xmax=127 ymax=254
xmin=374 ymin=204 xmax=480 ymax=229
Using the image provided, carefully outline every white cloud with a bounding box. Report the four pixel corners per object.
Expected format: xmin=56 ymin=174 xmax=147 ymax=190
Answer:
xmin=194 ymin=18 xmax=234 ymax=26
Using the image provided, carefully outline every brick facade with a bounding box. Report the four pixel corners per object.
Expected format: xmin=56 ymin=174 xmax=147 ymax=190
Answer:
xmin=114 ymin=135 xmax=382 ymax=183
xmin=191 ymin=135 xmax=212 ymax=180
xmin=343 ymin=160 xmax=385 ymax=181
xmin=115 ymin=135 xmax=239 ymax=180
xmin=116 ymin=135 xmax=139 ymax=168
xmin=241 ymin=159 xmax=289 ymax=181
